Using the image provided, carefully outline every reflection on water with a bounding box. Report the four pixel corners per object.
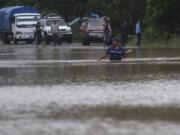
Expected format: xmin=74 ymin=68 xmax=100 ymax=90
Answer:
xmin=136 ymin=47 xmax=141 ymax=58
xmin=0 ymin=45 xmax=180 ymax=135
xmin=0 ymin=64 xmax=180 ymax=86
xmin=0 ymin=45 xmax=180 ymax=60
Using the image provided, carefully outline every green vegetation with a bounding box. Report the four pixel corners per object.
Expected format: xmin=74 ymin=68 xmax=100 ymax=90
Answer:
xmin=128 ymin=36 xmax=180 ymax=48
xmin=0 ymin=0 xmax=180 ymax=40
xmin=145 ymin=0 xmax=180 ymax=38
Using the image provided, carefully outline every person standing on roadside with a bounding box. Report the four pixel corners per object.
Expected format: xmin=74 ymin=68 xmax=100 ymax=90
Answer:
xmin=103 ymin=17 xmax=112 ymax=46
xmin=51 ymin=20 xmax=59 ymax=46
xmin=36 ymin=22 xmax=42 ymax=47
xmin=80 ymin=22 xmax=90 ymax=45
xmin=135 ymin=21 xmax=141 ymax=47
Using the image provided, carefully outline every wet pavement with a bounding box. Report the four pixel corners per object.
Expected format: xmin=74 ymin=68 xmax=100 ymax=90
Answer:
xmin=0 ymin=43 xmax=180 ymax=135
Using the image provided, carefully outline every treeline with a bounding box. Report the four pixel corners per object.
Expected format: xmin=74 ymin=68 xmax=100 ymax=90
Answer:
xmin=0 ymin=0 xmax=180 ymax=38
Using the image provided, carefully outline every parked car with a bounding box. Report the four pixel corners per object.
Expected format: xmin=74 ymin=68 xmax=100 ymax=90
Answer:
xmin=40 ymin=15 xmax=72 ymax=45
xmin=80 ymin=17 xmax=104 ymax=46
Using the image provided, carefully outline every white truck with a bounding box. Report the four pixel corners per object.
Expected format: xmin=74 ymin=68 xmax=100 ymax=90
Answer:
xmin=40 ymin=15 xmax=72 ymax=45
xmin=0 ymin=6 xmax=40 ymax=44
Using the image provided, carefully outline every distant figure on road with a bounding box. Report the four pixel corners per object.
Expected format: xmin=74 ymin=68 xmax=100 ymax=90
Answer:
xmin=51 ymin=20 xmax=59 ymax=46
xmin=36 ymin=22 xmax=42 ymax=47
xmin=80 ymin=22 xmax=90 ymax=46
xmin=135 ymin=21 xmax=141 ymax=47
xmin=98 ymin=37 xmax=128 ymax=62
xmin=103 ymin=17 xmax=112 ymax=46
xmin=120 ymin=22 xmax=128 ymax=47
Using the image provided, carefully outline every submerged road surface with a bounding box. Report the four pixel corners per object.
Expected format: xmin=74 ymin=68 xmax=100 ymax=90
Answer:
xmin=0 ymin=43 xmax=180 ymax=135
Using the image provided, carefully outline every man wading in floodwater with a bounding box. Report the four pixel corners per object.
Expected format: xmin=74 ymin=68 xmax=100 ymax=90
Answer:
xmin=98 ymin=37 xmax=129 ymax=62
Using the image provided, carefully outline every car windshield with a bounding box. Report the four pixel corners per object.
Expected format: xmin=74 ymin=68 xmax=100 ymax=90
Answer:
xmin=46 ymin=19 xmax=65 ymax=26
xmin=88 ymin=19 xmax=103 ymax=26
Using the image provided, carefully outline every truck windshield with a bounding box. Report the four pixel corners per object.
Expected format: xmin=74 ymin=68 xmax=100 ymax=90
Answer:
xmin=16 ymin=16 xmax=40 ymax=28
xmin=46 ymin=19 xmax=65 ymax=26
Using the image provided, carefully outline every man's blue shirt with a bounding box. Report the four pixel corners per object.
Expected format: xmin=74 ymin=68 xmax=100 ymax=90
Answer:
xmin=107 ymin=46 xmax=125 ymax=60
xmin=136 ymin=22 xmax=141 ymax=34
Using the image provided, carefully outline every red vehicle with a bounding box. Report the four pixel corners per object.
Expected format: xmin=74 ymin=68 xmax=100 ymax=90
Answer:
xmin=80 ymin=18 xmax=104 ymax=46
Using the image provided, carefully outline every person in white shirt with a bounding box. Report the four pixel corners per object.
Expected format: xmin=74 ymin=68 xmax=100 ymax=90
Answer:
xmin=51 ymin=20 xmax=59 ymax=46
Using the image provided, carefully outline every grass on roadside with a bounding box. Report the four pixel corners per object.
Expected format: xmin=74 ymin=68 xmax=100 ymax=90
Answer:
xmin=128 ymin=36 xmax=180 ymax=49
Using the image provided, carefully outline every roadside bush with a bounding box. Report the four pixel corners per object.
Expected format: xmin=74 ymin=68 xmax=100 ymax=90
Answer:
xmin=144 ymin=26 xmax=160 ymax=40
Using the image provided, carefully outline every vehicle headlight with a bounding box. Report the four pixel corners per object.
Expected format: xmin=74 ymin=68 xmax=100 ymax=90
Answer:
xmin=16 ymin=32 xmax=23 ymax=35
xmin=66 ymin=29 xmax=72 ymax=32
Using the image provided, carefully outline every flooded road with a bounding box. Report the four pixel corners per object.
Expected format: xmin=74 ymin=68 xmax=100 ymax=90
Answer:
xmin=0 ymin=43 xmax=180 ymax=135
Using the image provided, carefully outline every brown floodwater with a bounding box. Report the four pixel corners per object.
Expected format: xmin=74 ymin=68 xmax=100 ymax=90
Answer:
xmin=0 ymin=44 xmax=180 ymax=135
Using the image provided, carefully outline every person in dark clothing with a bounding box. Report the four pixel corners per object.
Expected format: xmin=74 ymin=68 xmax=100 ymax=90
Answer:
xmin=135 ymin=21 xmax=141 ymax=47
xmin=120 ymin=22 xmax=128 ymax=47
xmin=103 ymin=17 xmax=112 ymax=46
xmin=36 ymin=22 xmax=42 ymax=47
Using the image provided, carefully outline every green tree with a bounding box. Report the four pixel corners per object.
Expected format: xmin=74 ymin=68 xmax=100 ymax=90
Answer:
xmin=3 ymin=0 xmax=36 ymax=7
xmin=37 ymin=0 xmax=88 ymax=21
xmin=145 ymin=0 xmax=180 ymax=38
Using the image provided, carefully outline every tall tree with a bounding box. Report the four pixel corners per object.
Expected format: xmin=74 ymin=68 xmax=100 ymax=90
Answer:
xmin=2 ymin=0 xmax=36 ymax=7
xmin=145 ymin=0 xmax=180 ymax=37
xmin=37 ymin=0 xmax=88 ymax=21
